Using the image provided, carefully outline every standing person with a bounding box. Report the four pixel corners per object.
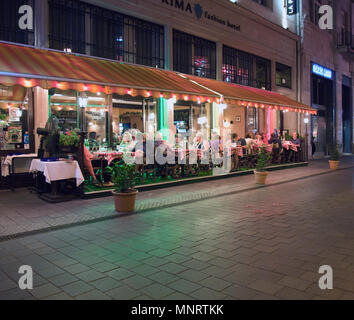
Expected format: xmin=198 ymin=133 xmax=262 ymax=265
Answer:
xmin=311 ymin=136 xmax=316 ymax=160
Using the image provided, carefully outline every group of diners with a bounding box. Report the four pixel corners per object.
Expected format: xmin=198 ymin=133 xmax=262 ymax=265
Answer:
xmin=81 ymin=129 xmax=303 ymax=186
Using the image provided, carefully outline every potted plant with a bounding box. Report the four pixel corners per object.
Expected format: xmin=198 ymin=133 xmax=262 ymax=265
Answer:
xmin=254 ymin=147 xmax=271 ymax=184
xmin=108 ymin=162 xmax=138 ymax=212
xmin=59 ymin=130 xmax=80 ymax=153
xmin=328 ymin=143 xmax=340 ymax=170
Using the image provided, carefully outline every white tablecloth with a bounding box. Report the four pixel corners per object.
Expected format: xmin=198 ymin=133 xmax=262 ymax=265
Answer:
xmin=1 ymin=154 xmax=37 ymax=177
xmin=29 ymin=159 xmax=84 ymax=186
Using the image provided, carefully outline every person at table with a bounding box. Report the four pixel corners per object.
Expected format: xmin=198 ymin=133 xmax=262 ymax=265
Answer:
xmin=268 ymin=132 xmax=282 ymax=163
xmin=193 ymin=132 xmax=209 ymax=151
xmin=119 ymin=132 xmax=136 ymax=153
xmin=210 ymin=132 xmax=221 ymax=153
xmin=232 ymin=133 xmax=246 ymax=155
xmin=75 ymin=131 xmax=100 ymax=186
xmin=255 ymin=132 xmax=264 ymax=144
xmin=289 ymin=132 xmax=301 ymax=162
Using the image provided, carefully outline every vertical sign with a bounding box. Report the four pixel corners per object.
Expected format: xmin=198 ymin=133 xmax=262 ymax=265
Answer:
xmin=287 ymin=0 xmax=298 ymax=15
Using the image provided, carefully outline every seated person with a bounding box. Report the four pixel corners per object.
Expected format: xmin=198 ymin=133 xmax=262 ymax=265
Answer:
xmin=233 ymin=133 xmax=247 ymax=155
xmin=83 ymin=145 xmax=99 ymax=185
xmin=210 ymin=132 xmax=221 ymax=153
xmin=268 ymin=132 xmax=282 ymax=163
xmin=290 ymin=132 xmax=301 ymax=162
xmin=119 ymin=132 xmax=136 ymax=153
xmin=193 ymin=133 xmax=209 ymax=151
xmin=268 ymin=132 xmax=282 ymax=148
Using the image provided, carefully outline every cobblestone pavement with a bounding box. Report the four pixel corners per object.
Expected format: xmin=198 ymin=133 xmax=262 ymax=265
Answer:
xmin=0 ymin=156 xmax=353 ymax=239
xmin=0 ymin=165 xmax=353 ymax=300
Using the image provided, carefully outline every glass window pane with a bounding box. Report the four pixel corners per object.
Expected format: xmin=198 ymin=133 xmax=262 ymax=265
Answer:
xmin=0 ymin=86 xmax=30 ymax=151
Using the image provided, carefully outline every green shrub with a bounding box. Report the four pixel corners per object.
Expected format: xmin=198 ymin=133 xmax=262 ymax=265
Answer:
xmin=59 ymin=130 xmax=80 ymax=147
xmin=256 ymin=147 xmax=271 ymax=172
xmin=329 ymin=143 xmax=340 ymax=161
xmin=107 ymin=163 xmax=136 ymax=193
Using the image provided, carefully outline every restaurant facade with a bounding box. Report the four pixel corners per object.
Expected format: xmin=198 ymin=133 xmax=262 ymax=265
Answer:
xmin=0 ymin=0 xmax=316 ymax=159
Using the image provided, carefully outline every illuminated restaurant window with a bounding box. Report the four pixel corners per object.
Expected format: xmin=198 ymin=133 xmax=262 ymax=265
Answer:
xmin=173 ymin=30 xmax=216 ymax=79
xmin=48 ymin=0 xmax=165 ymax=68
xmin=276 ymin=63 xmax=292 ymax=89
xmin=49 ymin=89 xmax=78 ymax=132
xmin=0 ymin=86 xmax=33 ymax=152
xmin=223 ymin=45 xmax=271 ymax=90
xmin=0 ymin=0 xmax=35 ymax=45
xmin=246 ymin=107 xmax=258 ymax=134
xmin=49 ymin=89 xmax=110 ymax=151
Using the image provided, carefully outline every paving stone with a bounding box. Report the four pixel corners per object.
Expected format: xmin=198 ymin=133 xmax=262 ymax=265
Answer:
xmin=167 ymin=279 xmax=201 ymax=295
xmin=159 ymin=263 xmax=188 ymax=275
xmin=140 ymin=283 xmax=175 ymax=299
xmin=199 ymin=277 xmax=232 ymax=291
xmin=76 ymin=270 xmax=105 ymax=283
xmin=178 ymin=269 xmax=210 ymax=282
xmin=31 ymin=283 xmax=62 ymax=299
xmin=62 ymin=263 xmax=91 ymax=275
xmin=278 ymin=276 xmax=312 ymax=291
xmin=48 ymin=273 xmax=78 ymax=287
xmin=107 ymin=285 xmax=141 ymax=300
xmin=106 ymin=268 xmax=135 ymax=281
xmin=0 ymin=278 xmax=17 ymax=292
xmin=122 ymin=275 xmax=154 ymax=290
xmin=248 ymin=279 xmax=283 ymax=296
xmin=190 ymin=287 xmax=227 ymax=300
xmin=148 ymin=271 xmax=179 ymax=285
xmin=76 ymin=290 xmax=111 ymax=300
xmin=91 ymin=277 xmax=121 ymax=292
xmin=62 ymin=281 xmax=93 ymax=297
xmin=89 ymin=262 xmax=117 ymax=273
xmin=43 ymin=292 xmax=74 ymax=300
xmin=222 ymin=284 xmax=259 ymax=300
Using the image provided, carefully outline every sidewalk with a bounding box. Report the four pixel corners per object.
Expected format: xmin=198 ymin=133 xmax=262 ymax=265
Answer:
xmin=0 ymin=156 xmax=353 ymax=240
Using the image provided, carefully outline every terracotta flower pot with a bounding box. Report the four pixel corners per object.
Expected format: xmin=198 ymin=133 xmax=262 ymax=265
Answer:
xmin=254 ymin=170 xmax=268 ymax=185
xmin=112 ymin=190 xmax=138 ymax=212
xmin=328 ymin=160 xmax=339 ymax=170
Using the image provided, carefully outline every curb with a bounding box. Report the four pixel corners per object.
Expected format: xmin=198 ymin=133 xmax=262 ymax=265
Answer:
xmin=0 ymin=164 xmax=353 ymax=242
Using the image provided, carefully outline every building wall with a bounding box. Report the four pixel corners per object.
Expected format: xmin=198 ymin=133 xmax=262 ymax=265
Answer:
xmin=44 ymin=0 xmax=301 ymax=138
xmin=301 ymin=0 xmax=353 ymax=155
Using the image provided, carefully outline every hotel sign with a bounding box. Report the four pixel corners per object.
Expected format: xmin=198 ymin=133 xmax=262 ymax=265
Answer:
xmin=161 ymin=0 xmax=240 ymax=31
xmin=312 ymin=63 xmax=333 ymax=80
xmin=286 ymin=0 xmax=298 ymax=16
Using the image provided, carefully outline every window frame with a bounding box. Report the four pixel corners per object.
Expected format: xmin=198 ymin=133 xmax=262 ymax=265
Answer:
xmin=276 ymin=62 xmax=292 ymax=89
xmin=173 ymin=29 xmax=217 ymax=80
xmin=222 ymin=45 xmax=271 ymax=91
xmin=48 ymin=0 xmax=165 ymax=68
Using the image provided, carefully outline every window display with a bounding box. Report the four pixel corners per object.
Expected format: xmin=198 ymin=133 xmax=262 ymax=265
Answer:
xmin=0 ymin=85 xmax=30 ymax=151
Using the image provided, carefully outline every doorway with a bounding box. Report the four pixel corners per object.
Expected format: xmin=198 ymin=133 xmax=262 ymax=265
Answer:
xmin=342 ymin=83 xmax=352 ymax=154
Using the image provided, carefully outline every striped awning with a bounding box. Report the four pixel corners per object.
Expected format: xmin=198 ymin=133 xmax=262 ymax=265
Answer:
xmin=0 ymin=42 xmax=316 ymax=114
xmin=0 ymin=42 xmax=219 ymax=103
xmin=184 ymin=74 xmax=317 ymax=114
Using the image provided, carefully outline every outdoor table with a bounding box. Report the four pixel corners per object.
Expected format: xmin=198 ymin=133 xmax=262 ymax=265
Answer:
xmin=92 ymin=151 xmax=124 ymax=164
xmin=1 ymin=153 xmax=37 ymax=177
xmin=282 ymin=141 xmax=298 ymax=152
xmin=30 ymin=159 xmax=84 ymax=187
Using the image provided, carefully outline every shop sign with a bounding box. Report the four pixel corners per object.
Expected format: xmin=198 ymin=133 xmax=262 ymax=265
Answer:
xmin=312 ymin=63 xmax=333 ymax=80
xmin=161 ymin=0 xmax=240 ymax=31
xmin=286 ymin=0 xmax=298 ymax=16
